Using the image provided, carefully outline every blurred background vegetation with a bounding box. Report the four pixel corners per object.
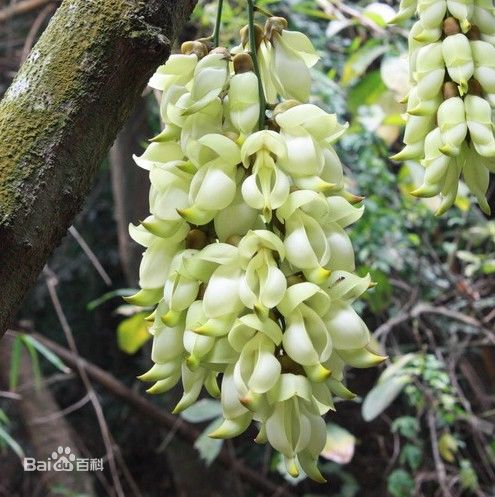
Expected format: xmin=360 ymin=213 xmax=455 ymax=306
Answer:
xmin=0 ymin=1 xmax=494 ymax=496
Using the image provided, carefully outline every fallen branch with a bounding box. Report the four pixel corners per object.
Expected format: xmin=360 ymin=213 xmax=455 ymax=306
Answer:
xmin=29 ymin=332 xmax=298 ymax=497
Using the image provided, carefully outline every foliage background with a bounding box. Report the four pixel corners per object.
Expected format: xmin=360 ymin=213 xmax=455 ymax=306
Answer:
xmin=0 ymin=1 xmax=494 ymax=496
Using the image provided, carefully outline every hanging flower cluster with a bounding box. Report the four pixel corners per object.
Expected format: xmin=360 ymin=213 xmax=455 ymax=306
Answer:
xmin=391 ymin=0 xmax=495 ymax=215
xmin=128 ymin=11 xmax=383 ymax=481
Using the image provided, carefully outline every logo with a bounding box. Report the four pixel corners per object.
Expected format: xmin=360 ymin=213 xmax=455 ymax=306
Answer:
xmin=23 ymin=446 xmax=103 ymax=472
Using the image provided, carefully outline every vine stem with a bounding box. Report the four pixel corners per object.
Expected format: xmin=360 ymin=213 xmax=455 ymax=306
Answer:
xmin=213 ymin=0 xmax=224 ymax=47
xmin=247 ymin=0 xmax=266 ymax=130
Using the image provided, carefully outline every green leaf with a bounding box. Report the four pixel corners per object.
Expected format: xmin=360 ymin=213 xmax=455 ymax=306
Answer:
xmin=21 ymin=335 xmax=70 ymax=373
xmin=0 ymin=424 xmax=24 ymax=460
xmin=399 ymin=444 xmax=423 ymax=471
xmin=481 ymin=259 xmax=495 ymax=274
xmin=0 ymin=409 xmax=9 ymax=425
xmin=459 ymin=459 xmax=479 ymax=491
xmin=117 ymin=313 xmax=151 ymax=355
xmin=292 ymin=4 xmax=335 ymax=20
xmin=341 ymin=41 xmax=389 ymax=87
xmin=180 ymin=399 xmax=223 ymax=423
xmin=362 ymin=375 xmax=410 ymax=421
xmin=9 ymin=336 xmax=23 ymax=391
xmin=347 ymin=71 xmax=387 ymax=114
xmin=391 ymin=416 xmax=420 ymax=439
xmin=86 ymin=288 xmax=137 ymax=311
xmin=387 ymin=469 xmax=414 ymax=497
xmin=438 ymin=432 xmax=458 ymax=463
xmin=20 ymin=336 xmax=42 ymax=390
xmin=193 ymin=418 xmax=224 ymax=466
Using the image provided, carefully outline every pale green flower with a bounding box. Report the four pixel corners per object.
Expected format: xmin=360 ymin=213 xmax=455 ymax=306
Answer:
xmin=179 ymin=98 xmax=223 ymax=164
xmin=229 ymin=314 xmax=283 ymax=351
xmin=277 ymin=282 xmax=332 ymax=380
xmin=390 ymin=0 xmax=418 ymax=24
xmin=442 ymin=34 xmax=474 ymax=94
xmin=133 ymin=141 xmax=184 ymax=171
xmin=148 ymin=53 xmax=198 ymax=93
xmin=181 ymin=50 xmax=230 ymax=115
xmin=233 ymin=333 xmax=281 ymax=394
xmin=464 ymin=95 xmax=495 ymax=157
xmin=227 ymin=67 xmax=260 ymax=135
xmin=325 ymin=270 xmax=371 ymax=303
xmin=131 ymin=225 xmax=187 ymax=293
xmin=238 ymin=230 xmax=287 ymax=317
xmin=174 ymin=363 xmax=209 ymax=412
xmin=447 ymin=0 xmax=474 ymax=31
xmin=461 ymin=144 xmax=491 ymax=214
xmin=473 ymin=0 xmax=495 ymax=41
xmin=265 ymin=374 xmax=327 ymax=481
xmin=209 ymin=365 xmax=253 ymax=438
xmin=437 ymin=96 xmax=467 ymax=156
xmin=256 ymin=18 xmax=319 ymax=103
xmin=146 ymin=161 xmax=191 ymax=237
xmin=278 ymin=190 xmax=355 ymax=281
xmin=325 ymin=196 xmax=364 ymax=228
xmin=275 ymin=103 xmax=347 ymax=182
xmin=412 ymin=128 xmax=452 ymax=197
xmin=213 ymin=190 xmax=261 ymax=242
xmin=471 ymin=40 xmax=495 ymax=102
xmin=324 ymin=301 xmax=370 ymax=350
xmin=411 ymin=18 xmax=442 ymax=44
xmin=413 ymin=42 xmax=445 ymax=100
xmin=241 ymin=130 xmax=289 ymax=220
xmin=162 ymin=250 xmax=201 ymax=326
xmin=203 ymin=264 xmax=244 ymax=319
xmin=183 ymin=301 xmax=217 ymax=368
xmin=417 ymin=0 xmax=447 ymax=29
xmin=179 ymin=134 xmax=240 ymax=224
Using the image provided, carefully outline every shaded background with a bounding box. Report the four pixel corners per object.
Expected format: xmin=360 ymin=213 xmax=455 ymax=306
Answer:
xmin=0 ymin=1 xmax=494 ymax=496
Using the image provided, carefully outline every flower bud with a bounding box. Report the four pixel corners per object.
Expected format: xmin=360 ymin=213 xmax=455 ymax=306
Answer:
xmin=442 ymin=34 xmax=474 ymax=94
xmin=227 ymin=57 xmax=260 ymax=135
xmin=437 ymin=96 xmax=467 ymax=156
xmin=464 ymin=95 xmax=495 ymax=157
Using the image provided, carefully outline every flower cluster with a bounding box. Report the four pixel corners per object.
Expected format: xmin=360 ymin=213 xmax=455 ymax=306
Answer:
xmin=391 ymin=0 xmax=495 ymax=215
xmin=128 ymin=15 xmax=383 ymax=481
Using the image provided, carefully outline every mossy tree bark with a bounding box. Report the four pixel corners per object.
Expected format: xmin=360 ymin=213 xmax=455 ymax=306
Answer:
xmin=0 ymin=0 xmax=197 ymax=336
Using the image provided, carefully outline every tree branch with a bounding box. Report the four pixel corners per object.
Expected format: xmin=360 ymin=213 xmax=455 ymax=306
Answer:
xmin=0 ymin=0 xmax=197 ymax=335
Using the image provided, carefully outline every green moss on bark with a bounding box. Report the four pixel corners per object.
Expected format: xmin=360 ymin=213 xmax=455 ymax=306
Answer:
xmin=0 ymin=0 xmax=137 ymax=221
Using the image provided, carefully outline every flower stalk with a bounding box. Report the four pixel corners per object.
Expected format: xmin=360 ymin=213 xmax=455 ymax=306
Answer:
xmin=213 ymin=0 xmax=224 ymax=47
xmin=247 ymin=0 xmax=267 ymax=129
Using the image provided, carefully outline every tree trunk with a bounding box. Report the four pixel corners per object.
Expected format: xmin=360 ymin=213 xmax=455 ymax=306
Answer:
xmin=0 ymin=0 xmax=196 ymax=336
